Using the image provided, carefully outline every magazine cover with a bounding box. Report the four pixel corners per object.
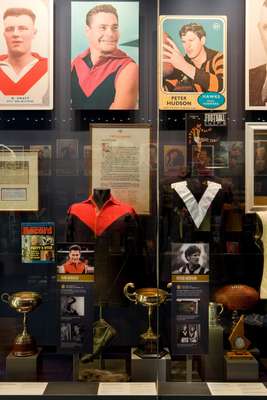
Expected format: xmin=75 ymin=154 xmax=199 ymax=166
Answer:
xmin=21 ymin=222 xmax=55 ymax=263
xmin=186 ymin=112 xmax=227 ymax=176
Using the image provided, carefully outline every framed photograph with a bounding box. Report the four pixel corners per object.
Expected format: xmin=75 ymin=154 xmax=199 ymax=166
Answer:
xmin=56 ymin=139 xmax=79 ymax=176
xmin=30 ymin=144 xmax=52 ymax=176
xmin=246 ymin=0 xmax=267 ymax=109
xmin=159 ymin=15 xmax=227 ymax=110
xmin=0 ymin=0 xmax=53 ymax=110
xmin=245 ymin=123 xmax=267 ymax=212
xmin=0 ymin=150 xmax=38 ymax=211
xmin=91 ymin=124 xmax=150 ymax=215
xmin=71 ymin=1 xmax=139 ymax=110
xmin=164 ymin=144 xmax=186 ymax=177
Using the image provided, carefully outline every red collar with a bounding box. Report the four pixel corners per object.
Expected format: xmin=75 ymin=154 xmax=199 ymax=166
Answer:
xmin=69 ymin=195 xmax=136 ymax=236
xmin=75 ymin=48 xmax=130 ymax=67
xmin=85 ymin=194 xmax=120 ymax=210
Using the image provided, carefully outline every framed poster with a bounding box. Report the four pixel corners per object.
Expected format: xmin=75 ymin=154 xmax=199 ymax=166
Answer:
xmin=91 ymin=124 xmax=150 ymax=215
xmin=245 ymin=123 xmax=267 ymax=212
xmin=159 ymin=15 xmax=227 ymax=110
xmin=71 ymin=1 xmax=139 ymax=110
xmin=0 ymin=0 xmax=53 ymax=110
xmin=0 ymin=150 xmax=38 ymax=211
xmin=246 ymin=0 xmax=267 ymax=109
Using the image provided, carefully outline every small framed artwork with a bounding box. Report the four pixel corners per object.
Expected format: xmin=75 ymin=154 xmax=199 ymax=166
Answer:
xmin=0 ymin=150 xmax=38 ymax=211
xmin=245 ymin=123 xmax=267 ymax=212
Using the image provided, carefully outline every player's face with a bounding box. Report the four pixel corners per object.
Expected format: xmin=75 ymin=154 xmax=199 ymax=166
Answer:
xmin=4 ymin=15 xmax=36 ymax=57
xmin=188 ymin=252 xmax=200 ymax=265
xmin=86 ymin=12 xmax=119 ymax=54
xmin=69 ymin=250 xmax=81 ymax=264
xmin=181 ymin=31 xmax=205 ymax=60
xmin=258 ymin=9 xmax=267 ymax=54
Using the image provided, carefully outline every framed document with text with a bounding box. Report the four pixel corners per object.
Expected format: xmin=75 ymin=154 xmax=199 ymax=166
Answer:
xmin=246 ymin=123 xmax=267 ymax=212
xmin=0 ymin=151 xmax=38 ymax=211
xmin=0 ymin=0 xmax=53 ymax=110
xmin=91 ymin=124 xmax=150 ymax=215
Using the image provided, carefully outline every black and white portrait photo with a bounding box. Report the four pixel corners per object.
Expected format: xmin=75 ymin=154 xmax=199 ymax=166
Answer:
xmin=172 ymin=243 xmax=209 ymax=275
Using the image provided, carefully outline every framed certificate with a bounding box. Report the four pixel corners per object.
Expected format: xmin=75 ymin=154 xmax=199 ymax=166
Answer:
xmin=91 ymin=124 xmax=150 ymax=215
xmin=0 ymin=151 xmax=38 ymax=211
xmin=246 ymin=123 xmax=267 ymax=212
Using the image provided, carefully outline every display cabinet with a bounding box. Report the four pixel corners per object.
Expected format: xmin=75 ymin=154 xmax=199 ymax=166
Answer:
xmin=0 ymin=0 xmax=267 ymax=398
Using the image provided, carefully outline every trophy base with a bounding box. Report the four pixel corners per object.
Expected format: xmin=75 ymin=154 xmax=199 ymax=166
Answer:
xmin=134 ymin=337 xmax=168 ymax=359
xmin=226 ymin=350 xmax=253 ymax=360
xmin=134 ymin=348 xmax=168 ymax=359
xmin=12 ymin=333 xmax=37 ymax=357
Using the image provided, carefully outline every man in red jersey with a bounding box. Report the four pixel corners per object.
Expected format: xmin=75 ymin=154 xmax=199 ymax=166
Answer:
xmin=62 ymin=245 xmax=86 ymax=274
xmin=71 ymin=4 xmax=138 ymax=109
xmin=0 ymin=8 xmax=48 ymax=105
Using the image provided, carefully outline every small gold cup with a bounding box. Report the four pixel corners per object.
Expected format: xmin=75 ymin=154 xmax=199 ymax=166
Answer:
xmin=1 ymin=291 xmax=41 ymax=357
xmin=124 ymin=283 xmax=169 ymax=358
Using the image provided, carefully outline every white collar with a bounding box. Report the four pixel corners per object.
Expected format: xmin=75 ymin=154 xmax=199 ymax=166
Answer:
xmin=171 ymin=180 xmax=222 ymax=228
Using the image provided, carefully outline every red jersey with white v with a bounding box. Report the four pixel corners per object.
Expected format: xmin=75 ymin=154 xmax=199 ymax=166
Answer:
xmin=0 ymin=53 xmax=48 ymax=104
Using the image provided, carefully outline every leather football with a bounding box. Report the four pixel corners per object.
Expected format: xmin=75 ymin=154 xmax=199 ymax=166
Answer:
xmin=213 ymin=284 xmax=259 ymax=311
xmin=162 ymin=32 xmax=175 ymax=77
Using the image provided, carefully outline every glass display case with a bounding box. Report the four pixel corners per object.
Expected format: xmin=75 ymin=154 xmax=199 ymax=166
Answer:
xmin=0 ymin=0 xmax=267 ymax=398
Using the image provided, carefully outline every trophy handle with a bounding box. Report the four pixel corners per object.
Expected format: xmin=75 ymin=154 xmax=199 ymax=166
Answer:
xmin=217 ymin=303 xmax=224 ymax=316
xmin=123 ymin=283 xmax=137 ymax=303
xmin=1 ymin=292 xmax=10 ymax=304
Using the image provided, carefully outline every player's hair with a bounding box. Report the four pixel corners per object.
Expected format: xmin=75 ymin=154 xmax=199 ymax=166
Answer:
xmin=184 ymin=245 xmax=201 ymax=260
xmin=86 ymin=4 xmax=118 ymax=26
xmin=3 ymin=8 xmax=36 ymax=23
xmin=69 ymin=244 xmax=81 ymax=253
xmin=179 ymin=23 xmax=206 ymax=39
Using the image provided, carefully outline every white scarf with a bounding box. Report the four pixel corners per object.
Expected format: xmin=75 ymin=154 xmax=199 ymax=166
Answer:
xmin=171 ymin=180 xmax=222 ymax=228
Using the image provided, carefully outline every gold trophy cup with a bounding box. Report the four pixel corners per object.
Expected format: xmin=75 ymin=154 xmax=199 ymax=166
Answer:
xmin=124 ymin=283 xmax=169 ymax=358
xmin=1 ymin=291 xmax=42 ymax=357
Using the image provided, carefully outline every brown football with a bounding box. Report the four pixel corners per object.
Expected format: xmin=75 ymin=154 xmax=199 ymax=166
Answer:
xmin=162 ymin=32 xmax=174 ymax=77
xmin=213 ymin=284 xmax=259 ymax=311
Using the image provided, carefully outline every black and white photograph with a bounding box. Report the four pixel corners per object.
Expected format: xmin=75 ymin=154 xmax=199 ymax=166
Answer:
xmin=172 ymin=243 xmax=209 ymax=275
xmin=177 ymin=323 xmax=200 ymax=345
xmin=60 ymin=322 xmax=84 ymax=344
xmin=60 ymin=295 xmax=85 ymax=317
xmin=176 ymin=298 xmax=200 ymax=315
